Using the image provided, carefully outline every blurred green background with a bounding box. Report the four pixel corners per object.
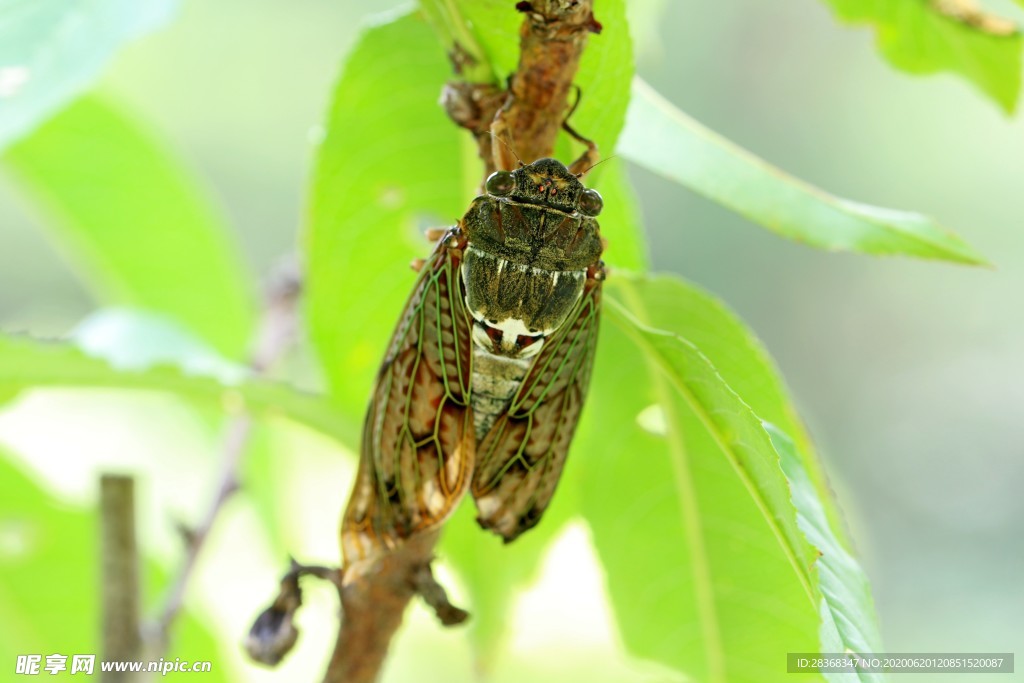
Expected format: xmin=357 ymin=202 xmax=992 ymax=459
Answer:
xmin=1 ymin=0 xmax=1022 ymax=681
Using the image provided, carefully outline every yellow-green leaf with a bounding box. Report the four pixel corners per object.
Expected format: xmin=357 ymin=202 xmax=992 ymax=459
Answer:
xmin=4 ymin=95 xmax=255 ymax=357
xmin=619 ymin=79 xmax=988 ymax=265
xmin=822 ymin=0 xmax=1022 ymax=113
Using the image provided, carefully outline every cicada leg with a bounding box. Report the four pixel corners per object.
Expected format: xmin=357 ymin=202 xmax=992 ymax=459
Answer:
xmin=563 ymin=86 xmax=600 ymax=176
xmin=565 ymin=127 xmax=599 ymax=177
xmin=412 ymin=227 xmax=457 ymax=271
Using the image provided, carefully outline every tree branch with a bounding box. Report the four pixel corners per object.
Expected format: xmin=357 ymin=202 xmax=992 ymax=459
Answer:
xmin=324 ymin=533 xmax=441 ymax=683
xmin=492 ymin=0 xmax=601 ymax=169
xmin=150 ymin=258 xmax=302 ymax=653
xmin=100 ymin=474 xmax=142 ymax=683
xmin=442 ymin=0 xmax=601 ymax=177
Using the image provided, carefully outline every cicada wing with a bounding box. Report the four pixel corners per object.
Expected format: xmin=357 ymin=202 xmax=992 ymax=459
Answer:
xmin=341 ymin=235 xmax=475 ymax=565
xmin=471 ymin=273 xmax=603 ymax=542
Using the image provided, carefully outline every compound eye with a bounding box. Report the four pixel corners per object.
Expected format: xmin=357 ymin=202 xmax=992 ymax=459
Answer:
xmin=578 ymin=188 xmax=603 ymax=216
xmin=486 ymin=170 xmax=515 ymax=196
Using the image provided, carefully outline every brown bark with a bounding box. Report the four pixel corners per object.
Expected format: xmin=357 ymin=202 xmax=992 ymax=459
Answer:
xmin=443 ymin=0 xmax=601 ymax=178
xmin=492 ymin=0 xmax=601 ymax=170
xmin=322 ymin=533 xmax=443 ymax=683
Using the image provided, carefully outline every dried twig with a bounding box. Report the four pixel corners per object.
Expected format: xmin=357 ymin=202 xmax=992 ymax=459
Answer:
xmin=410 ymin=561 xmax=470 ymax=627
xmin=246 ymin=560 xmax=341 ymax=666
xmin=150 ymin=259 xmax=302 ymax=653
xmin=250 ymin=536 xmax=471 ymax=681
xmin=100 ymin=474 xmax=142 ymax=683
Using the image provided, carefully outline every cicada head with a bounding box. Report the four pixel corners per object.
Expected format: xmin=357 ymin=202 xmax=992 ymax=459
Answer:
xmin=484 ymin=158 xmax=603 ymax=218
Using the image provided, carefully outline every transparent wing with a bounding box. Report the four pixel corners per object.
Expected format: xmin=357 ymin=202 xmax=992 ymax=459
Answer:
xmin=471 ymin=271 xmax=603 ymax=542
xmin=342 ymin=233 xmax=475 ymax=564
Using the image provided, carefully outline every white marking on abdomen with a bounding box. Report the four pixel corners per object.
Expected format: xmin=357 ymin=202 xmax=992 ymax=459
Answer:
xmin=492 ymin=316 xmax=541 ymax=338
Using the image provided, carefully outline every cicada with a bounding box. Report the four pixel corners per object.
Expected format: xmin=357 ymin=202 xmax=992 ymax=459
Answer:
xmin=341 ymin=157 xmax=605 ymax=566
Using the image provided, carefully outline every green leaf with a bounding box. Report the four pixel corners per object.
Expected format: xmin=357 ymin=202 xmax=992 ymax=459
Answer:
xmin=69 ymin=307 xmax=309 ymax=553
xmin=421 ymin=0 xmax=517 ymax=80
xmin=593 ymin=273 xmax=885 ymax=681
xmin=0 ymin=0 xmax=176 ymax=150
xmin=821 ymin=0 xmax=1022 ymax=113
xmin=0 ymin=452 xmax=95 ymax=660
xmin=619 ymin=79 xmax=989 ymax=266
xmin=598 ymin=290 xmax=823 ymax=593
xmin=576 ymin=273 xmax=887 ymax=681
xmin=766 ymin=425 xmax=885 ymax=683
xmin=569 ymin=0 xmax=634 ymax=161
xmin=74 ymin=308 xmax=245 ymax=383
xmin=306 ymin=10 xmax=467 ymax=417
xmin=583 ymin=281 xmax=822 ymax=681
xmin=239 ymin=423 xmax=292 ymax=554
xmin=0 ymin=448 xmax=226 ymax=681
xmin=612 ymin=273 xmax=849 ymax=546
xmin=587 ymin=160 xmax=649 ymax=271
xmin=3 ymin=95 xmax=256 ymax=357
xmin=573 ymin=274 xmax=862 ymax=681
xmin=0 ymin=332 xmax=356 ymax=447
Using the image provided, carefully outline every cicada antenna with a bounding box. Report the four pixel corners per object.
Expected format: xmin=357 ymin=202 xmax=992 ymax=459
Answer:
xmin=488 ymin=131 xmax=525 ymax=168
xmin=574 ymin=153 xmax=617 ymax=178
